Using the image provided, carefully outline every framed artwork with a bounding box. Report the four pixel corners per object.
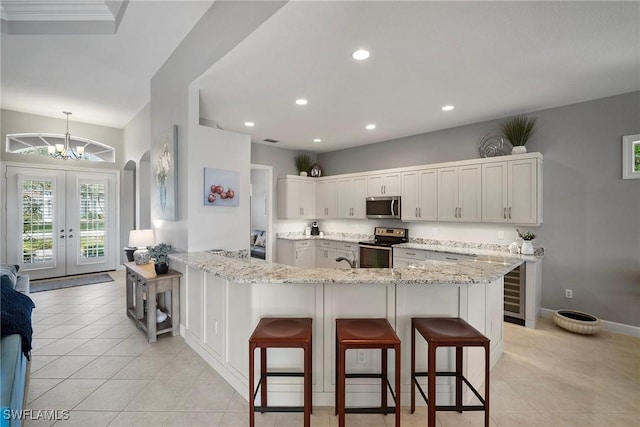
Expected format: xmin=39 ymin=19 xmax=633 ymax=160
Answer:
xmin=622 ymin=134 xmax=640 ymax=180
xmin=204 ymin=168 xmax=239 ymax=206
xmin=156 ymin=125 xmax=178 ymax=220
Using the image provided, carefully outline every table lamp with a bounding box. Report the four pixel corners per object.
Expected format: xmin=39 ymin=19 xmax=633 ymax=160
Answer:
xmin=129 ymin=229 xmax=155 ymax=265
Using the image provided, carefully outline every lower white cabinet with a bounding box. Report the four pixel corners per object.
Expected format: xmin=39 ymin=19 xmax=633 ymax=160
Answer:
xmin=203 ymin=273 xmax=225 ymax=357
xmin=393 ymin=247 xmax=429 ymax=267
xmin=277 ymin=239 xmax=315 ymax=267
xmin=278 ymin=239 xmax=360 ymax=268
xmin=316 ymin=245 xmax=337 ymax=268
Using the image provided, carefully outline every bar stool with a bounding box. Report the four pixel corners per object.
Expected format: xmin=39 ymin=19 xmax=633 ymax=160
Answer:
xmin=249 ymin=317 xmax=312 ymax=427
xmin=411 ymin=317 xmax=490 ymax=427
xmin=335 ymin=318 xmax=401 ymax=427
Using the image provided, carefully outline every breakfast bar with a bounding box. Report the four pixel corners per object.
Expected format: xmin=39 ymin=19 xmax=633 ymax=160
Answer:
xmin=169 ymin=251 xmax=521 ymax=408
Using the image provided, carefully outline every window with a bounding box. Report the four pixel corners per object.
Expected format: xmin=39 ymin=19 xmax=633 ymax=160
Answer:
xmin=6 ymin=133 xmax=115 ymax=162
xmin=622 ymin=134 xmax=640 ymax=180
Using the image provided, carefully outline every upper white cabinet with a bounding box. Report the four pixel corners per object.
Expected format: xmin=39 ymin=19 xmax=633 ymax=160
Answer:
xmin=401 ymin=168 xmax=438 ymax=221
xmin=278 ymin=176 xmax=316 ymax=219
xmin=482 ymin=157 xmax=542 ymax=225
xmin=437 ymin=164 xmax=481 ymax=222
xmin=337 ymin=176 xmax=367 ymax=219
xmin=367 ymin=172 xmax=401 ymax=196
xmin=316 ymin=179 xmax=337 ymax=219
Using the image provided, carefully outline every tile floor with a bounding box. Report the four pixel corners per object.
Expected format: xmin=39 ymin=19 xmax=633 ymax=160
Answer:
xmin=23 ymin=270 xmax=639 ymax=426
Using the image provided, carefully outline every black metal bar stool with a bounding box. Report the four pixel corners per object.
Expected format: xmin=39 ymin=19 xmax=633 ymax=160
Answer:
xmin=335 ymin=318 xmax=401 ymax=427
xmin=411 ymin=317 xmax=490 ymax=427
xmin=249 ymin=317 xmax=313 ymax=427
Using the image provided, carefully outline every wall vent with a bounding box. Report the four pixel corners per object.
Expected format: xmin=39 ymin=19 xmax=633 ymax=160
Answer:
xmin=263 ymin=138 xmax=279 ymax=143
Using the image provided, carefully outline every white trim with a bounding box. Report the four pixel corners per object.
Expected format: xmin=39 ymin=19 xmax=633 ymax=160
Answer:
xmin=541 ymin=308 xmax=640 ymax=337
xmin=622 ymin=134 xmax=640 ymax=179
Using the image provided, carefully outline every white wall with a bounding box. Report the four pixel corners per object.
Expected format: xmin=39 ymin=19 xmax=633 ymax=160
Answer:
xmin=122 ymin=104 xmax=151 ymax=231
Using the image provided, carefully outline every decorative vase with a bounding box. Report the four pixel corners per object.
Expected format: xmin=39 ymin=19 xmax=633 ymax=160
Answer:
xmin=511 ymin=146 xmax=527 ymax=155
xmin=154 ymin=262 xmax=169 ymax=275
xmin=521 ymin=240 xmax=534 ymax=255
xmin=159 ymin=181 xmax=167 ymax=212
xmin=299 ymin=171 xmax=308 ymax=176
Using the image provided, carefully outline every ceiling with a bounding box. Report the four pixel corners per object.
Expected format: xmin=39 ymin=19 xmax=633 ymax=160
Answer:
xmin=2 ymin=1 xmax=639 ymax=152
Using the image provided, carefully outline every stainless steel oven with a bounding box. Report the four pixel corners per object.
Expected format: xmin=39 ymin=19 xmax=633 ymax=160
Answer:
xmin=358 ymin=227 xmax=408 ymax=268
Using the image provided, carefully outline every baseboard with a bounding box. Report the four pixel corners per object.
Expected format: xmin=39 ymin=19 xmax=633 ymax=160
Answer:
xmin=541 ymin=308 xmax=640 ymax=337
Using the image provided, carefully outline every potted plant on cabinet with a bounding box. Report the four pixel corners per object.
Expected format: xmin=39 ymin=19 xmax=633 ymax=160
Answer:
xmin=149 ymin=242 xmax=174 ymax=275
xmin=294 ymin=154 xmax=313 ymax=176
xmin=500 ymin=115 xmax=537 ymax=154
xmin=517 ymin=229 xmax=536 ymax=255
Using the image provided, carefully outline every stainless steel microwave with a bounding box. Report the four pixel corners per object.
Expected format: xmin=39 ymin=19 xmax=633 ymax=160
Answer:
xmin=365 ymin=196 xmax=401 ymax=219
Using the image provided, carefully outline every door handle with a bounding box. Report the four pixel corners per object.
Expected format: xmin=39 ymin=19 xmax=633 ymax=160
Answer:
xmin=459 ymin=207 xmax=462 ymax=218
xmin=508 ymin=207 xmax=512 ymax=219
xmin=60 ymin=235 xmax=65 ymax=239
xmin=504 ymin=207 xmax=507 ymax=219
xmin=419 ymin=207 xmax=421 ymax=217
xmin=415 ymin=207 xmax=418 ymax=217
xmin=68 ymin=235 xmax=73 ymax=238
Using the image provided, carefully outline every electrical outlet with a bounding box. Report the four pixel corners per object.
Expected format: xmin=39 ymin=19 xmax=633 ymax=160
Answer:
xmin=498 ymin=231 xmax=505 ymax=240
xmin=565 ymin=289 xmax=573 ymax=299
xmin=356 ymin=350 xmax=366 ymax=364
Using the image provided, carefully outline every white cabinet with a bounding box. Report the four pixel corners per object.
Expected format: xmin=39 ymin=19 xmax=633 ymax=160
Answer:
xmin=185 ymin=266 xmax=203 ymax=342
xmin=277 ymin=239 xmax=315 ymax=267
xmin=278 ymin=176 xmax=316 ymax=219
xmin=437 ymin=164 xmax=481 ymax=222
xmin=203 ymin=273 xmax=225 ymax=357
xmin=482 ymin=158 xmax=542 ymax=225
xmin=316 ymin=240 xmax=337 ymax=268
xmin=401 ymin=168 xmax=438 ymax=221
xmin=316 ymin=179 xmax=337 ymax=219
xmin=430 ymin=251 xmax=476 ymax=262
xmin=393 ymin=247 xmax=429 ymax=267
xmin=337 ymin=176 xmax=367 ymax=219
xmin=367 ymin=172 xmax=401 ymax=196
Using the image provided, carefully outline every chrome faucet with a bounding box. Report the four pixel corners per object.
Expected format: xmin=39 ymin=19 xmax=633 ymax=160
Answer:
xmin=336 ymin=252 xmax=357 ymax=268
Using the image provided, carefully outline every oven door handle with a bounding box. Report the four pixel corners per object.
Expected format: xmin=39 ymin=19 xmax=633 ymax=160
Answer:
xmin=359 ymin=244 xmax=392 ymax=251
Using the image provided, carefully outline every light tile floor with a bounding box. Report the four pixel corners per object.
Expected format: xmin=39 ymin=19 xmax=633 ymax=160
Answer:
xmin=23 ymin=270 xmax=639 ymax=426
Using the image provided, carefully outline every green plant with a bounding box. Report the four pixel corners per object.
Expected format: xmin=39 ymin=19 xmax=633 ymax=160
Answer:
xmin=500 ymin=115 xmax=537 ymax=147
xmin=294 ymin=154 xmax=313 ymax=174
xmin=517 ymin=229 xmax=536 ymax=241
xmin=149 ymin=242 xmax=175 ymax=264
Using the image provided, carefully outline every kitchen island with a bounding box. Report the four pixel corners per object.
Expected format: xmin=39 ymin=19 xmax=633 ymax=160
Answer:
xmin=169 ymin=251 xmax=521 ymax=407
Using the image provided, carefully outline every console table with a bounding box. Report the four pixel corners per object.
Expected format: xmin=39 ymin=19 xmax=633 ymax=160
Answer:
xmin=125 ymin=262 xmax=181 ymax=343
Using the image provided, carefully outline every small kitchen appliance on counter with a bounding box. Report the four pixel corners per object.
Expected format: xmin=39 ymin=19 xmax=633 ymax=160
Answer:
xmin=358 ymin=227 xmax=408 ymax=268
xmin=311 ymin=222 xmax=320 ymax=236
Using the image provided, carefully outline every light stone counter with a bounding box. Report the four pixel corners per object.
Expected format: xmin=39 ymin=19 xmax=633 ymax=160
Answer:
xmin=170 ymin=250 xmax=522 ymax=285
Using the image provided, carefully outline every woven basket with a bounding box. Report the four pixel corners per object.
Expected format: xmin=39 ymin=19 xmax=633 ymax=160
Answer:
xmin=553 ymin=310 xmax=602 ymax=335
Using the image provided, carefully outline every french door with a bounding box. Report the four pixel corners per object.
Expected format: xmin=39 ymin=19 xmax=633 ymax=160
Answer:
xmin=6 ymin=166 xmax=118 ymax=280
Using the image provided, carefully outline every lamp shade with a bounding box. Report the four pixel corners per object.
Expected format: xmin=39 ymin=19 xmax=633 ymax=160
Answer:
xmin=129 ymin=229 xmax=155 ymax=248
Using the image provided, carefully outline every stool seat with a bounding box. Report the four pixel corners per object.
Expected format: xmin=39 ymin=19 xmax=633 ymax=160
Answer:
xmin=335 ymin=318 xmax=401 ymax=427
xmin=411 ymin=317 xmax=490 ymax=427
xmin=413 ymin=317 xmax=489 ymax=344
xmin=336 ymin=318 xmax=400 ymax=344
xmin=249 ymin=317 xmax=313 ymax=427
xmin=250 ymin=318 xmax=312 ymax=343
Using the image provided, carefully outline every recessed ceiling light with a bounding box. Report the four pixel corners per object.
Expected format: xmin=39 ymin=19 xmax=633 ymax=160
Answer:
xmin=352 ymin=49 xmax=370 ymax=61
xmin=244 ymin=122 xmax=255 ymax=127
xmin=366 ymin=124 xmax=376 ymax=130
xmin=295 ymin=99 xmax=308 ymax=105
xmin=313 ymin=138 xmax=322 ymax=143
xmin=442 ymin=105 xmax=455 ymax=111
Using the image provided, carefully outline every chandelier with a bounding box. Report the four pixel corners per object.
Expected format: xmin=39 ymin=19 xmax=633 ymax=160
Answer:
xmin=48 ymin=112 xmax=84 ymax=160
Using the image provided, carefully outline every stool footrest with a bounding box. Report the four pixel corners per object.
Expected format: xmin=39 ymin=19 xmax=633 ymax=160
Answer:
xmin=345 ymin=407 xmax=397 ymax=415
xmin=413 ymin=374 xmax=487 ymax=407
xmin=254 ymin=406 xmax=305 ymax=413
xmin=345 ymin=373 xmax=384 ymax=379
xmin=263 ymin=372 xmax=305 ymax=378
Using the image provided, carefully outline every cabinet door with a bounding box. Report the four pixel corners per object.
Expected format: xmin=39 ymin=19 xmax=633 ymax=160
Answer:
xmin=295 ymin=247 xmax=314 ymax=268
xmin=317 ymin=180 xmax=337 ymax=218
xmin=351 ymin=177 xmax=367 ymax=218
xmin=278 ymin=179 xmax=298 ymax=219
xmin=367 ymin=175 xmax=384 ymax=196
xmin=299 ymin=180 xmax=315 ymax=218
xmin=508 ymin=159 xmax=538 ymax=224
xmin=186 ymin=266 xmax=203 ymax=342
xmin=336 ymin=179 xmax=352 ymax=218
xmin=418 ymin=169 xmax=438 ymax=220
xmin=383 ymin=173 xmax=401 ymax=196
xmin=458 ymin=164 xmax=481 ymax=222
xmin=437 ymin=167 xmax=458 ymax=221
xmin=203 ymin=273 xmax=225 ymax=357
xmin=401 ymin=171 xmax=419 ymax=221
xmin=482 ymin=162 xmax=508 ymax=223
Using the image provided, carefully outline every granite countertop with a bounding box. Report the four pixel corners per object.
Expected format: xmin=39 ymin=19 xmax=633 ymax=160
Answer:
xmin=278 ymin=232 xmax=544 ymax=262
xmin=170 ymin=251 xmax=523 ymax=286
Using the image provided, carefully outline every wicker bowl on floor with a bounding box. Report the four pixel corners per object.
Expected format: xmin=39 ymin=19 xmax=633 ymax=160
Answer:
xmin=553 ymin=310 xmax=602 ymax=335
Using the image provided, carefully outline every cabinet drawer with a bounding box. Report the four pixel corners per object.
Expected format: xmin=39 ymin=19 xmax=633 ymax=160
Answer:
xmin=393 ymin=248 xmax=428 ymax=260
xmin=317 ymin=240 xmax=337 ymax=249
xmin=295 ymin=240 xmax=313 ymax=248
xmin=337 ymin=242 xmax=358 ymax=251
xmin=430 ymin=251 xmax=475 ymax=262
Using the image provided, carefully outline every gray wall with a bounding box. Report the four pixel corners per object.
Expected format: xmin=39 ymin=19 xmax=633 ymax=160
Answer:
xmin=318 ymin=92 xmax=640 ymax=326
